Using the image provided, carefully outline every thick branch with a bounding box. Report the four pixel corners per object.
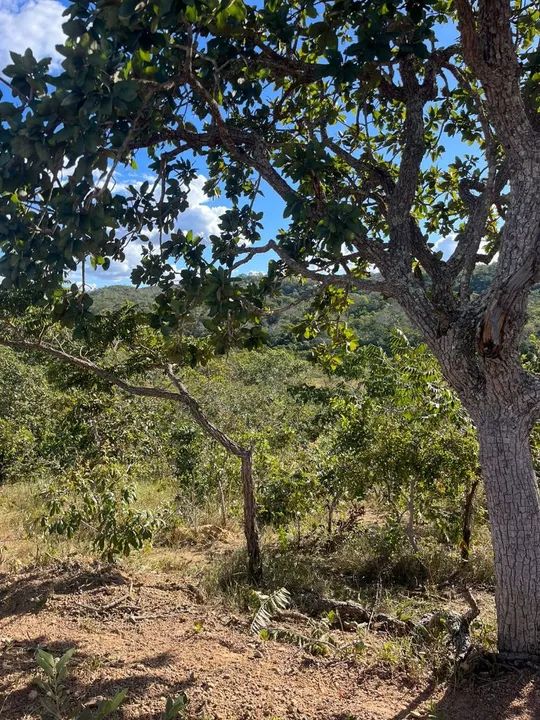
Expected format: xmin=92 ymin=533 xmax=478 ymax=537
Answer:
xmin=455 ymin=0 xmax=538 ymax=161
xmin=322 ymin=133 xmax=395 ymax=197
xmin=389 ymin=61 xmax=426 ymax=226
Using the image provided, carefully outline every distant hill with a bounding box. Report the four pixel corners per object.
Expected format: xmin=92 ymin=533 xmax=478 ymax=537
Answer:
xmin=90 ymin=285 xmax=160 ymax=314
xmin=90 ymin=277 xmax=412 ymax=349
xmin=90 ymin=265 xmax=540 ymax=350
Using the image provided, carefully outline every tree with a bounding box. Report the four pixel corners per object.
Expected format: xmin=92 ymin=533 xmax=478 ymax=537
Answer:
xmin=0 ymin=0 xmax=538 ymax=656
xmin=0 ymin=307 xmax=262 ymax=582
xmin=343 ymin=334 xmax=479 ymax=554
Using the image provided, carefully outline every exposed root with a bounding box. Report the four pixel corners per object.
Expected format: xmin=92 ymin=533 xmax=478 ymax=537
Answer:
xmin=295 ymin=587 xmax=480 ymax=662
xmin=296 ymin=592 xmax=412 ymax=635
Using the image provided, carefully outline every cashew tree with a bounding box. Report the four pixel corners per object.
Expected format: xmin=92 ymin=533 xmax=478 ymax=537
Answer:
xmin=0 ymin=0 xmax=539 ymax=656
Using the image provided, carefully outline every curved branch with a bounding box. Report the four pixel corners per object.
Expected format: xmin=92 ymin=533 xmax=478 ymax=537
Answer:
xmin=268 ymin=241 xmax=391 ymax=296
xmin=0 ymin=331 xmax=248 ymax=458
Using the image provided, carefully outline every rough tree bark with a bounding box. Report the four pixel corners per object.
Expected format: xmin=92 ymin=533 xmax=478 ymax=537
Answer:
xmin=428 ymin=323 xmax=540 ymax=658
xmin=240 ymin=451 xmax=262 ymax=583
xmin=475 ymin=404 xmax=540 ymax=658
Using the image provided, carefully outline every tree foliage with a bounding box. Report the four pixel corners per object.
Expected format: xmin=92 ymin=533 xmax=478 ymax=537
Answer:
xmin=0 ymin=0 xmax=536 ymax=355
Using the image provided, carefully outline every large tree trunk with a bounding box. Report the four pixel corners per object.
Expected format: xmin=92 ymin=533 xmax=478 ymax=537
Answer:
xmin=477 ymin=410 xmax=540 ymax=659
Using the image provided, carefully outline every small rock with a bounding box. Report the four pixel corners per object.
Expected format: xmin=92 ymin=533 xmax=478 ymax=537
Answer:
xmin=28 ymin=689 xmax=38 ymax=701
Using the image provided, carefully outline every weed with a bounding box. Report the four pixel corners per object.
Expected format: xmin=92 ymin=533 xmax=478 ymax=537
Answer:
xmin=250 ymin=587 xmax=291 ymax=634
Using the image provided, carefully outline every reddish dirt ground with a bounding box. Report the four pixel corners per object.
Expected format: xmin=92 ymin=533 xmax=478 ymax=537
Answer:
xmin=1 ymin=564 xmax=539 ymax=720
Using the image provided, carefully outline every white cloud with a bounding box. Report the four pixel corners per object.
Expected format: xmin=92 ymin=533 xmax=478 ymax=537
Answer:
xmin=70 ymin=174 xmax=229 ymax=287
xmin=181 ymin=176 xmax=228 ymax=238
xmin=109 ymin=172 xmax=228 ymax=240
xmin=434 ymin=233 xmax=498 ymax=264
xmin=71 ymin=241 xmax=145 ymax=289
xmin=0 ymin=0 xmax=66 ymax=74
xmin=433 ymin=233 xmax=457 ymax=258
xmin=95 ymin=241 xmax=145 ymax=285
xmin=110 ymin=171 xmax=230 ymax=244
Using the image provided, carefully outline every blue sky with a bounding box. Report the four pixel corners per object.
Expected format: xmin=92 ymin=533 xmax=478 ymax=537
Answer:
xmin=0 ymin=0 xmax=460 ymax=287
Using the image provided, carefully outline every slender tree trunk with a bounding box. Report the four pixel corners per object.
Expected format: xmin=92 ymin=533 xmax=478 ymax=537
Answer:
xmin=461 ymin=473 xmax=479 ymax=562
xmin=327 ymin=495 xmax=338 ymax=536
xmin=241 ymin=450 xmax=262 ymax=583
xmin=477 ymin=412 xmax=540 ymax=659
xmin=165 ymin=368 xmax=263 ymax=584
xmin=216 ymin=469 xmax=227 ymax=527
xmin=406 ymin=475 xmax=419 ymax=552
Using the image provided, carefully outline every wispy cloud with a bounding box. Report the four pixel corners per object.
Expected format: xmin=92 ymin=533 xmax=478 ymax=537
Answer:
xmin=0 ymin=0 xmax=66 ymax=73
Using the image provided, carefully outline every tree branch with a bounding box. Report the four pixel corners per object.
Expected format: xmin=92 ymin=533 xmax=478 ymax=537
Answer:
xmin=165 ymin=366 xmax=247 ymax=458
xmin=455 ymin=0 xmax=538 ymax=161
xmin=268 ymin=241 xmax=390 ymax=296
xmin=0 ymin=330 xmax=248 ymax=458
xmin=389 ymin=60 xmax=426 ymax=227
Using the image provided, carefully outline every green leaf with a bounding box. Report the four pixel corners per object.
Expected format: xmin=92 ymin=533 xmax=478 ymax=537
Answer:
xmin=62 ymin=19 xmax=87 ymax=37
xmin=56 ymin=647 xmax=76 ymax=680
xmin=35 ymin=649 xmax=56 ymax=676
xmin=113 ymin=80 xmax=139 ymax=102
xmin=93 ymin=689 xmax=128 ymax=719
xmin=0 ymin=102 xmax=16 ymax=117
xmin=163 ymin=693 xmax=188 ymax=719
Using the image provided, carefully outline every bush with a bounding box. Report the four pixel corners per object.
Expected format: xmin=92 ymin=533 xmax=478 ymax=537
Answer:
xmin=39 ymin=457 xmax=162 ymax=561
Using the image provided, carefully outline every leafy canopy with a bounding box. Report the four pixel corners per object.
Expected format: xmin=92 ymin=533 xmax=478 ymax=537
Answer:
xmin=0 ymin=0 xmax=538 ymax=357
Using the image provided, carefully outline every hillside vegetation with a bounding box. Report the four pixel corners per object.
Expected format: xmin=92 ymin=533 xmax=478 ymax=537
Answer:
xmin=0 ymin=0 xmax=538 ymax=712
xmin=91 ymin=265 xmax=540 ymax=350
xmin=1 ymin=264 xmax=540 ymax=717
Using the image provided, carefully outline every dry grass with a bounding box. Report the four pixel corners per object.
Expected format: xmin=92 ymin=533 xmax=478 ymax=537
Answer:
xmin=0 ymin=482 xmax=49 ymax=571
xmin=0 ymin=479 xmax=498 ymax=673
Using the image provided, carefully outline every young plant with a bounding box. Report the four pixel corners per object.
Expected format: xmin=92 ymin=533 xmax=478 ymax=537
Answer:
xmin=39 ymin=457 xmax=161 ymax=562
xmin=162 ymin=694 xmax=189 ymax=720
xmin=34 ymin=648 xmax=188 ymax=719
xmin=34 ymin=648 xmax=126 ymax=720
xmin=250 ymin=587 xmax=291 ymax=635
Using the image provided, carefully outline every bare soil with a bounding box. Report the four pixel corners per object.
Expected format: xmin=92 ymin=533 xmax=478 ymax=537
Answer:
xmin=0 ymin=564 xmax=539 ymax=720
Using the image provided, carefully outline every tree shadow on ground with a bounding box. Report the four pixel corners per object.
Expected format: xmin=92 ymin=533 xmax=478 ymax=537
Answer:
xmin=434 ymin=668 xmax=540 ymax=720
xmin=389 ymin=680 xmax=439 ymax=720
xmin=0 ymin=636 xmax=195 ymax=720
xmin=391 ymin=664 xmax=540 ymax=720
xmin=0 ymin=562 xmax=129 ymax=619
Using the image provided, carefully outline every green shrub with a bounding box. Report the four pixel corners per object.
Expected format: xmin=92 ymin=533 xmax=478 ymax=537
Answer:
xmin=39 ymin=458 xmax=161 ymax=561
